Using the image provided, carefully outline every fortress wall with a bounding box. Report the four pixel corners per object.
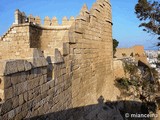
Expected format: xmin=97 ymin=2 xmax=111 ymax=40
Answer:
xmin=0 ymin=0 xmax=121 ymax=119
xmin=0 ymin=24 xmax=31 ymax=60
xmin=68 ymin=0 xmax=118 ymax=107
xmin=133 ymin=45 xmax=145 ymax=56
xmin=133 ymin=45 xmax=148 ymax=64
xmin=115 ymin=48 xmax=134 ymax=58
xmin=0 ymin=49 xmax=73 ymax=120
xmin=40 ymin=28 xmax=70 ymax=58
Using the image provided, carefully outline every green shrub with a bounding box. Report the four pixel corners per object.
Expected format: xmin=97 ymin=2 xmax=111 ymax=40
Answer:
xmin=115 ymin=78 xmax=130 ymax=90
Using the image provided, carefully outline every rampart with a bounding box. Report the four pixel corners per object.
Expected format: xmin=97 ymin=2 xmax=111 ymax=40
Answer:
xmin=0 ymin=0 xmax=120 ymax=119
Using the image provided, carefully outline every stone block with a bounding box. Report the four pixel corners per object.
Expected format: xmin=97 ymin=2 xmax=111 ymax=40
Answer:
xmin=0 ymin=77 xmax=11 ymax=90
xmin=24 ymin=60 xmax=32 ymax=71
xmin=11 ymin=73 xmax=20 ymax=85
xmin=1 ymin=99 xmax=13 ymax=114
xmin=15 ymin=106 xmax=22 ymax=115
xmin=27 ymin=79 xmax=35 ymax=91
xmin=63 ymin=43 xmax=70 ymax=56
xmin=19 ymin=94 xmax=24 ymax=105
xmin=4 ymin=60 xmax=18 ymax=75
xmin=43 ymin=75 xmax=47 ymax=83
xmin=41 ymin=83 xmax=49 ymax=93
xmin=8 ymin=109 xmax=15 ymax=119
xmin=54 ymin=49 xmax=64 ymax=64
xmin=39 ymin=76 xmax=45 ymax=85
xmin=1 ymin=113 xmax=8 ymax=120
xmin=41 ymin=67 xmax=47 ymax=75
xmin=28 ymin=89 xmax=34 ymax=101
xmin=14 ymin=112 xmax=23 ymax=120
xmin=20 ymin=72 xmax=27 ymax=82
xmin=23 ymin=92 xmax=28 ymax=102
xmin=16 ymin=82 xmax=27 ymax=95
xmin=12 ymin=96 xmax=19 ymax=109
xmin=0 ymin=61 xmax=7 ymax=76
xmin=16 ymin=60 xmax=25 ymax=72
xmin=4 ymin=87 xmax=13 ymax=100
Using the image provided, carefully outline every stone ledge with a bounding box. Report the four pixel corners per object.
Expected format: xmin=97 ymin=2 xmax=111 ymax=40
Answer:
xmin=13 ymin=22 xmax=72 ymax=30
xmin=0 ymin=60 xmax=31 ymax=76
xmin=0 ymin=57 xmax=48 ymax=76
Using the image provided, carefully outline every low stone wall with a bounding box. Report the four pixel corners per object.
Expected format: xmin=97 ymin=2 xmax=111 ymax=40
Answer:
xmin=0 ymin=49 xmax=73 ymax=120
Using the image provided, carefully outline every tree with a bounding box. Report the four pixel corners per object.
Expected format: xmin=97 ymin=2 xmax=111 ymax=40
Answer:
xmin=135 ymin=0 xmax=160 ymax=45
xmin=113 ymin=39 xmax=119 ymax=57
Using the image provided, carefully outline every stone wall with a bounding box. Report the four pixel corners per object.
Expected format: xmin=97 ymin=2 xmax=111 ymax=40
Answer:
xmin=113 ymin=59 xmax=126 ymax=79
xmin=68 ymin=1 xmax=117 ymax=107
xmin=0 ymin=49 xmax=73 ymax=120
xmin=115 ymin=45 xmax=148 ymax=64
xmin=0 ymin=0 xmax=120 ymax=119
xmin=0 ymin=24 xmax=31 ymax=60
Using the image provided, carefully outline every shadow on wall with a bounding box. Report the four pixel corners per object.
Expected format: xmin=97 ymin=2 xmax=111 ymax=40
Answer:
xmin=30 ymin=25 xmax=43 ymax=48
xmin=25 ymin=96 xmax=153 ymax=120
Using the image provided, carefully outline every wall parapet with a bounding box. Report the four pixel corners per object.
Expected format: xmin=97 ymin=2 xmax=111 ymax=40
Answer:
xmin=14 ymin=9 xmax=75 ymax=27
xmin=0 ymin=58 xmax=48 ymax=76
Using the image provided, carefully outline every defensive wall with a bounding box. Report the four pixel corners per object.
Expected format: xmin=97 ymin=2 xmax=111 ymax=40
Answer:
xmin=0 ymin=0 xmax=120 ymax=119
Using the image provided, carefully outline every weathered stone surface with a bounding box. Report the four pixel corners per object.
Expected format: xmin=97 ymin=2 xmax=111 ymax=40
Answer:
xmin=24 ymin=60 xmax=32 ymax=71
xmin=4 ymin=60 xmax=18 ymax=75
xmin=0 ymin=76 xmax=11 ymax=90
xmin=0 ymin=61 xmax=7 ymax=76
xmin=0 ymin=0 xmax=117 ymax=119
xmin=1 ymin=99 xmax=13 ymax=114
xmin=4 ymin=87 xmax=13 ymax=100
xmin=12 ymin=96 xmax=19 ymax=109
xmin=54 ymin=49 xmax=64 ymax=64
xmin=8 ymin=109 xmax=15 ymax=119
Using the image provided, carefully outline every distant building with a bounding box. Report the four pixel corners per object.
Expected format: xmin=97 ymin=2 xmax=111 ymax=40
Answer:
xmin=145 ymin=50 xmax=159 ymax=68
xmin=115 ymin=45 xmax=148 ymax=64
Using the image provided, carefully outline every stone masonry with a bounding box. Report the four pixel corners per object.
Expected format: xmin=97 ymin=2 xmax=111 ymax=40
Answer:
xmin=0 ymin=0 xmax=120 ymax=119
xmin=115 ymin=45 xmax=148 ymax=64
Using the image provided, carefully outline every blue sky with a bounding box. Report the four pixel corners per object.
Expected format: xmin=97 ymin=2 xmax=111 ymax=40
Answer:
xmin=0 ymin=0 xmax=158 ymax=50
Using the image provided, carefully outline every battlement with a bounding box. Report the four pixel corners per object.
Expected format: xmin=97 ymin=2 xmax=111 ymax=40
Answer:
xmin=13 ymin=0 xmax=112 ymax=28
xmin=14 ymin=9 xmax=75 ymax=27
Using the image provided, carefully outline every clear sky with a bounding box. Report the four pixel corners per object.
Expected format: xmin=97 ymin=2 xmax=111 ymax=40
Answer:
xmin=0 ymin=0 xmax=158 ymax=50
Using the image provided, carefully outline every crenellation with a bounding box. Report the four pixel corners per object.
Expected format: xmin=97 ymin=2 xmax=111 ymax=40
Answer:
xmin=35 ymin=16 xmax=41 ymax=24
xmin=80 ymin=4 xmax=90 ymax=15
xmin=62 ymin=16 xmax=68 ymax=25
xmin=44 ymin=16 xmax=51 ymax=26
xmin=28 ymin=14 xmax=35 ymax=23
xmin=51 ymin=17 xmax=58 ymax=26
xmin=70 ymin=16 xmax=75 ymax=21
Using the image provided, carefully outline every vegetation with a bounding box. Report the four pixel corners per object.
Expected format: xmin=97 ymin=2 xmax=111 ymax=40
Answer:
xmin=116 ymin=61 xmax=159 ymax=102
xmin=116 ymin=78 xmax=130 ymax=90
xmin=113 ymin=39 xmax=119 ymax=57
xmin=115 ymin=77 xmax=140 ymax=90
xmin=158 ymin=54 xmax=160 ymax=60
xmin=135 ymin=0 xmax=160 ymax=45
xmin=123 ymin=62 xmax=138 ymax=75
